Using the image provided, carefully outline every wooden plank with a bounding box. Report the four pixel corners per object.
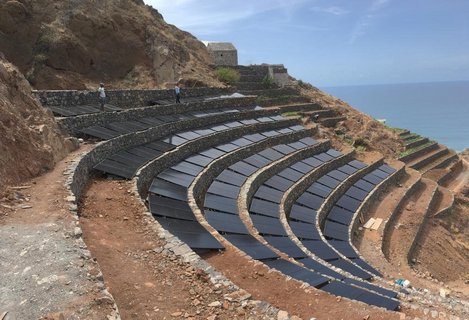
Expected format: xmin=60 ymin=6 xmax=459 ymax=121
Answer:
xmin=371 ymin=218 xmax=383 ymax=230
xmin=363 ymin=218 xmax=376 ymax=229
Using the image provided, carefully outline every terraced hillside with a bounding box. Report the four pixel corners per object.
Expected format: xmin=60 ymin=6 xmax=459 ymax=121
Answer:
xmin=5 ymin=66 xmax=462 ymax=320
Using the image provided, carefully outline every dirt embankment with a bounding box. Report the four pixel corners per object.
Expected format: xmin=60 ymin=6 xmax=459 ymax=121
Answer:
xmin=0 ymin=58 xmax=68 ymax=193
xmin=0 ymin=0 xmax=222 ymax=89
xmin=299 ymin=84 xmax=404 ymax=160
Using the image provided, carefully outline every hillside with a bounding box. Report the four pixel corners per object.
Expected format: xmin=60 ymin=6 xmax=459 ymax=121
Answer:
xmin=0 ymin=0 xmax=221 ymax=89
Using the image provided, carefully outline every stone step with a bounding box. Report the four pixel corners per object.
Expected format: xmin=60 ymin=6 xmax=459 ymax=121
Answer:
xmin=239 ymin=74 xmax=265 ymax=82
xmin=318 ymin=116 xmax=346 ymax=128
xmin=399 ymin=142 xmax=439 ymax=163
xmin=240 ymin=87 xmax=299 ymax=98
xmin=405 ymin=137 xmax=429 ymax=150
xmin=236 ymin=82 xmax=276 ymax=91
xmin=408 ymin=145 xmax=449 ymax=170
xmin=258 ymin=96 xmax=311 ymax=107
xmin=299 ymin=109 xmax=336 ymax=120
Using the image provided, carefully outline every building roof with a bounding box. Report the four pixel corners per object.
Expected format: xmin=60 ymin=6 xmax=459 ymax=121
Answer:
xmin=206 ymin=42 xmax=236 ymax=51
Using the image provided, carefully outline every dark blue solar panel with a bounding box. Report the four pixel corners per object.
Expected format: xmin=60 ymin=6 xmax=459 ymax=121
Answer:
xmin=291 ymin=162 xmax=313 ymax=174
xmin=362 ymin=173 xmax=383 ymax=185
xmin=263 ymin=236 xmax=307 ymax=258
xmin=289 ymin=204 xmax=316 ymax=224
xmin=336 ymin=195 xmax=362 ymax=213
xmin=250 ymin=198 xmax=279 ymax=218
xmin=229 ymin=161 xmax=258 ymax=176
xmin=308 ymin=183 xmax=332 ymax=197
xmin=205 ymin=210 xmax=249 ymax=234
xmin=224 ymin=234 xmax=278 ymax=260
xmin=301 ymin=240 xmax=340 ymax=260
xmin=278 ymin=168 xmax=304 ymax=182
xmin=264 ymin=259 xmax=330 ymax=288
xmin=345 ymin=186 xmax=368 ymax=201
xmin=259 ymin=148 xmax=284 ymax=161
xmin=327 ymin=240 xmax=359 ymax=258
xmin=216 ymin=170 xmax=247 ymax=186
xmin=264 ymin=175 xmax=295 ymax=191
xmin=323 ymin=221 xmax=349 ymax=241
xmin=299 ymin=258 xmax=344 ymax=279
xmin=149 ymin=179 xmax=187 ymax=201
xmin=149 ymin=194 xmax=195 ymax=221
xmin=317 ymin=175 xmax=341 ymax=189
xmin=204 ymin=194 xmax=238 ymax=214
xmin=337 ymin=164 xmax=358 ymax=175
xmin=327 ymin=206 xmax=354 ymax=225
xmin=290 ymin=221 xmax=320 ymax=240
xmin=254 ymin=186 xmax=284 ymax=203
xmin=296 ymin=192 xmax=324 ymax=210
xmin=207 ymin=181 xmax=240 ymax=199
xmin=251 ymin=215 xmax=287 ymax=236
xmin=349 ymin=160 xmax=367 ymax=169
xmin=354 ymin=179 xmax=375 ymax=192
xmin=302 ymin=157 xmax=323 ymax=168
xmin=328 ymin=260 xmax=372 ymax=280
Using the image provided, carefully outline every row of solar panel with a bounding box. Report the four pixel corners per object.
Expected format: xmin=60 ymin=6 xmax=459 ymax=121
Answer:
xmin=147 ymin=125 xmax=311 ymax=250
xmin=202 ymin=144 xmax=399 ymax=310
xmin=93 ymin=115 xmax=289 ymax=178
xmin=322 ymin=164 xmax=396 ymax=275
xmin=48 ymin=104 xmax=123 ymax=117
xmin=80 ymin=106 xmax=260 ymax=140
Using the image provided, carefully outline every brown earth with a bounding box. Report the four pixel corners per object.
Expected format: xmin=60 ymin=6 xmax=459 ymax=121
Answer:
xmin=79 ymin=177 xmax=403 ymax=320
xmin=0 ymin=0 xmax=221 ymax=89
xmin=0 ymin=58 xmax=68 ymax=194
xmin=299 ymin=84 xmax=404 ymax=160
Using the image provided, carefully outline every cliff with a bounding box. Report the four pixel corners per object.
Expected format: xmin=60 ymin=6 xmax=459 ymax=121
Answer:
xmin=0 ymin=0 xmax=220 ymax=89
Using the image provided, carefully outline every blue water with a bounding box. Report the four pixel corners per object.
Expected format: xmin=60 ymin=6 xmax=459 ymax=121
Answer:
xmin=321 ymin=81 xmax=469 ymax=152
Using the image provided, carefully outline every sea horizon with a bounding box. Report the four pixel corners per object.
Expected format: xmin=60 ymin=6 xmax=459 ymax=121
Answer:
xmin=320 ymin=80 xmax=469 ymax=152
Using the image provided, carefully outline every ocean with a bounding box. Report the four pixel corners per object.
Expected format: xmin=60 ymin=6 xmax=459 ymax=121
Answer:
xmin=321 ymin=81 xmax=469 ymax=152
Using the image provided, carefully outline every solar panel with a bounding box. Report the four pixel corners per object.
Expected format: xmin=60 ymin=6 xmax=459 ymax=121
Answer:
xmin=264 ymin=175 xmax=295 ymax=191
xmin=243 ymin=154 xmax=271 ymax=168
xmin=93 ymin=159 xmax=136 ymax=179
xmin=327 ymin=240 xmax=358 ymax=258
xmin=301 ymin=157 xmax=322 ymax=168
xmin=299 ymin=258 xmax=344 ymax=279
xmin=204 ymin=194 xmax=238 ymax=214
xmin=216 ymin=170 xmax=247 ymax=186
xmin=80 ymin=126 xmax=120 ymax=139
xmin=301 ymin=240 xmax=340 ymax=260
xmin=277 ymin=168 xmax=304 ymax=182
xmin=224 ymin=121 xmax=244 ymax=128
xmin=249 ymin=198 xmax=280 ymax=218
xmin=289 ymin=221 xmax=320 ymax=240
xmin=149 ymin=194 xmax=195 ymax=221
xmin=370 ymin=169 xmax=390 ymax=179
xmin=289 ymin=204 xmax=316 ymax=224
xmin=349 ymin=160 xmax=367 ymax=169
xmin=199 ymin=148 xmax=226 ymax=159
xmin=336 ymin=195 xmax=362 ymax=213
xmin=210 ymin=124 xmax=230 ymax=132
xmin=328 ymin=260 xmax=372 ymax=280
xmin=149 ymin=178 xmax=187 ymax=201
xmin=171 ymin=161 xmax=204 ymax=176
xmin=185 ymin=154 xmax=213 ymax=166
xmin=354 ymin=179 xmax=374 ymax=192
xmin=317 ymin=175 xmax=341 ymax=189
xmin=327 ymin=206 xmax=354 ymax=225
xmin=326 ymin=149 xmax=343 ymax=158
xmin=207 ymin=181 xmax=240 ymax=199
xmin=261 ymin=130 xmax=281 ymax=137
xmin=362 ymin=173 xmax=383 ymax=185
xmin=216 ymin=143 xmax=239 ymax=152
xmin=288 ymin=141 xmax=308 ymax=150
xmin=229 ymin=161 xmax=258 ymax=176
xmin=176 ymin=131 xmax=201 ymax=140
xmin=257 ymin=117 xmax=274 ymax=123
xmin=205 ymin=210 xmax=249 ymax=234
xmin=307 ymin=183 xmax=330 ymax=198
xmin=291 ymin=162 xmax=313 ymax=174
xmin=323 ymin=221 xmax=349 ymax=241
xmin=158 ymin=169 xmax=194 ymax=187
xmin=314 ymin=152 xmax=333 ymax=162
xmin=156 ymin=217 xmax=224 ymax=250
xmin=243 ymin=133 xmax=265 ymax=142
xmin=337 ymin=164 xmax=358 ymax=175
xmin=327 ymin=169 xmax=349 ymax=182
xmin=193 ymin=128 xmax=215 ymax=136
xmin=254 ymin=186 xmax=284 ymax=203
xmin=146 ymin=141 xmax=174 ymax=152
xmin=240 ymin=119 xmax=258 ymax=125
xmin=224 ymin=234 xmax=278 ymax=260
xmin=251 ymin=215 xmax=287 ymax=236
xmin=352 ymin=258 xmax=382 ymax=277
xmin=379 ymin=164 xmax=396 ymax=174
xmin=264 ymin=259 xmax=330 ymax=288
xmin=344 ymin=278 xmax=397 ymax=298
xmin=258 ymin=148 xmax=284 ymax=161
xmin=299 ymin=137 xmax=317 ymax=146
xmin=296 ymin=192 xmax=323 ymax=210
xmin=272 ymin=144 xmax=296 ymax=155
xmin=263 ymin=236 xmax=307 ymax=258
xmin=231 ymin=137 xmax=253 ymax=147
xmin=163 ymin=135 xmax=187 ymax=146
xmin=345 ymin=186 xmax=368 ymax=201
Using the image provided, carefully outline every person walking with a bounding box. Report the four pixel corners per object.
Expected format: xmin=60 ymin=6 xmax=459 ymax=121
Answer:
xmin=175 ymin=82 xmax=181 ymax=104
xmin=98 ymin=82 xmax=106 ymax=111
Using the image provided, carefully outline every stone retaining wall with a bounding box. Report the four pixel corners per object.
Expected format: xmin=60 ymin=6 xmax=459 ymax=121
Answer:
xmin=190 ymin=128 xmax=316 ymax=208
xmin=33 ymin=87 xmax=234 ymax=108
xmin=399 ymin=142 xmax=439 ymax=163
xmin=59 ymin=96 xmax=257 ymax=135
xmin=136 ymin=119 xmax=306 ymax=198
xmin=69 ymin=109 xmax=287 ymax=200
xmin=316 ymin=159 xmax=384 ymax=230
xmin=407 ymin=179 xmax=439 ymax=264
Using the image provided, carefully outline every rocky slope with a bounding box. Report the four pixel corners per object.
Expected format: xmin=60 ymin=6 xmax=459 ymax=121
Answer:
xmin=0 ymin=57 xmax=67 ymax=193
xmin=0 ymin=0 xmax=220 ymax=89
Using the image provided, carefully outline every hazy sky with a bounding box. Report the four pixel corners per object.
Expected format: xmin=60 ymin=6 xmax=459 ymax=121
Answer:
xmin=146 ymin=0 xmax=469 ymax=87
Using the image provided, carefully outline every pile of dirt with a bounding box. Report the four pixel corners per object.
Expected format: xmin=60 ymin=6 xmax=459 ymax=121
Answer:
xmin=0 ymin=0 xmax=221 ymax=89
xmin=0 ymin=57 xmax=68 ymax=194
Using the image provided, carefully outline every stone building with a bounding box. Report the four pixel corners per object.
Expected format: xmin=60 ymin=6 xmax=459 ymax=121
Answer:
xmin=206 ymin=42 xmax=238 ymax=66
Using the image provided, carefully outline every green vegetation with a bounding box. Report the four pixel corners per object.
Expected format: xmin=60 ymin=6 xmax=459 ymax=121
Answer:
xmin=401 ymin=133 xmax=419 ymax=141
xmin=262 ymin=75 xmax=275 ymax=88
xmin=399 ymin=141 xmax=435 ymax=157
xmin=297 ymin=79 xmax=314 ymax=90
xmin=404 ymin=136 xmax=426 ymax=145
xmin=215 ymin=67 xmax=240 ymax=85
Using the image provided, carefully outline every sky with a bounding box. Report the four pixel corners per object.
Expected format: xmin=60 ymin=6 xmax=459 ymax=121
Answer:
xmin=146 ymin=0 xmax=469 ymax=87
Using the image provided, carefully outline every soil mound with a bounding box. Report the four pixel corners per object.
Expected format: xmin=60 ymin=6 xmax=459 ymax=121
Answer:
xmin=0 ymin=57 xmax=67 ymax=192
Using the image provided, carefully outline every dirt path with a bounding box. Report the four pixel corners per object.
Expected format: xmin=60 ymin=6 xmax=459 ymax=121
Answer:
xmin=79 ymin=178 xmax=281 ymax=320
xmin=0 ymin=146 xmax=118 ymax=320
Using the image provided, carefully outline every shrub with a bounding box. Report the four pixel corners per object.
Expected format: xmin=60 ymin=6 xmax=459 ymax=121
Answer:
xmin=215 ymin=67 xmax=240 ymax=85
xmin=262 ymin=75 xmax=275 ymax=88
